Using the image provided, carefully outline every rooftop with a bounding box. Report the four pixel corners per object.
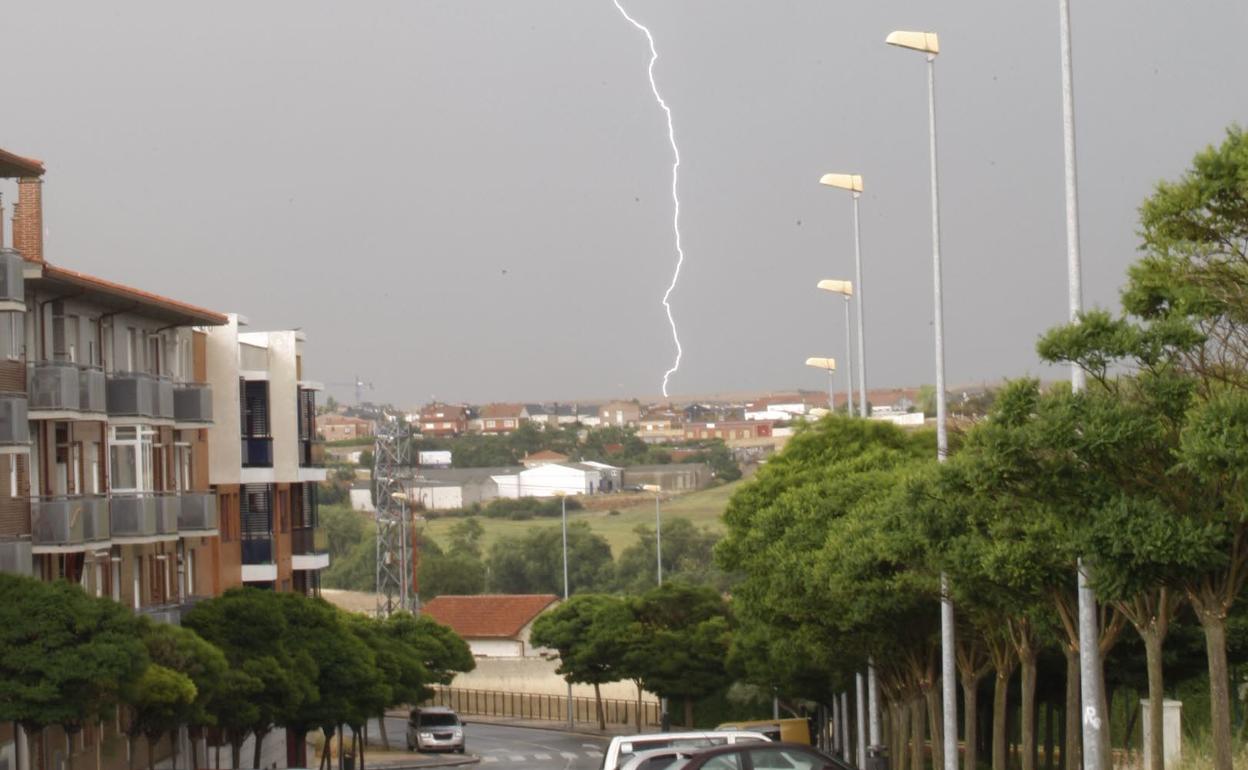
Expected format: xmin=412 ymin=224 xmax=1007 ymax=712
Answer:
xmin=420 ymin=594 xmax=559 ymax=638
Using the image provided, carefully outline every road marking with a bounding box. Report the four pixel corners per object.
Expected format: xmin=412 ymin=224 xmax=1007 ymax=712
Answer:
xmin=582 ymin=743 xmax=599 ymax=749
xmin=509 ymin=755 xmax=527 ymax=762
xmin=479 ymin=757 xmax=498 ymax=764
xmin=534 ymin=753 xmax=551 ymax=760
xmin=561 ymin=752 xmax=579 ymax=760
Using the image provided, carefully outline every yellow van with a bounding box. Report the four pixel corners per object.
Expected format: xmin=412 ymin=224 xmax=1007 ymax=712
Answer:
xmin=716 ymin=718 xmax=811 ymax=746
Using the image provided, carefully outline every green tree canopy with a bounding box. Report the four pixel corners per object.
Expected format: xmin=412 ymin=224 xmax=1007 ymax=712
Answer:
xmin=531 ymin=594 xmax=634 ymax=729
xmin=487 ymin=521 xmax=613 ymax=594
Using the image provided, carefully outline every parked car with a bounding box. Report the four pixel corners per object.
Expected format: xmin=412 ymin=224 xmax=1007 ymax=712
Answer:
xmin=600 ymin=731 xmax=771 ymax=770
xmin=617 ymin=747 xmax=699 ymax=770
xmin=715 ymin=719 xmax=812 ymax=745
xmin=406 ymin=706 xmax=465 ymax=754
xmin=679 ymin=741 xmax=850 ymax=770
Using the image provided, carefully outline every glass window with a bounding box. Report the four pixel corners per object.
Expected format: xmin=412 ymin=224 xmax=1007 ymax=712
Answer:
xmin=109 ymin=426 xmax=155 ymax=493
xmin=0 ymin=313 xmax=22 ymax=360
xmin=699 ymin=756 xmax=743 ymax=770
xmin=110 ymin=443 xmax=137 ymax=491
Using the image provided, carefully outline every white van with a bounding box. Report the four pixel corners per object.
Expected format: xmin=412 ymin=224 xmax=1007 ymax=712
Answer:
xmin=600 ymin=730 xmax=772 ymax=770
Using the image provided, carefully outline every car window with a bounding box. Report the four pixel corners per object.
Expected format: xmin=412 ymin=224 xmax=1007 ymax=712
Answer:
xmin=748 ymin=748 xmax=823 ymax=770
xmin=638 ymin=757 xmax=684 ymax=770
xmin=699 ymin=755 xmax=743 ymax=770
xmin=417 ymin=713 xmax=459 ymax=727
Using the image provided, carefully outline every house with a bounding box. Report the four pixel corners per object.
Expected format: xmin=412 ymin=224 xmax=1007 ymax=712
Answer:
xmin=480 ymin=403 xmax=524 ymax=434
xmin=418 ymin=403 xmax=467 ymax=436
xmin=600 ymin=400 xmax=641 ymax=427
xmin=622 ymin=463 xmax=713 ymax=492
xmin=318 ymin=413 xmax=375 ymax=441
xmin=420 ymin=594 xmax=560 ymax=657
xmin=522 ymin=449 xmax=569 ymax=468
xmin=521 ymin=403 xmax=550 ymax=426
xmin=493 ymin=462 xmax=604 ymax=499
xmin=552 ymin=403 xmax=579 ymax=426
xmin=405 ymin=466 xmax=521 ymax=510
xmin=579 ymin=460 xmax=623 ymax=492
xmin=577 ymin=404 xmax=603 ymax=427
xmin=684 ymin=420 xmax=775 ymax=443
xmin=637 ymin=410 xmax=684 ymax=444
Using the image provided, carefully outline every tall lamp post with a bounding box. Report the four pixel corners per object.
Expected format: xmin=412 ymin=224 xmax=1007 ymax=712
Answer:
xmin=558 ymin=493 xmax=573 ymax=729
xmin=804 ymin=357 xmax=837 ymax=417
xmin=819 ymin=174 xmax=868 ymax=417
xmin=817 ymin=280 xmax=855 ymax=414
xmin=886 ymin=29 xmax=957 ymax=770
xmin=640 ymin=483 xmax=667 ymax=729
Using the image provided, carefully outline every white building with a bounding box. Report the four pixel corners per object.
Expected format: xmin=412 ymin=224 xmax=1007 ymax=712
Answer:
xmin=492 ymin=462 xmax=604 ymax=499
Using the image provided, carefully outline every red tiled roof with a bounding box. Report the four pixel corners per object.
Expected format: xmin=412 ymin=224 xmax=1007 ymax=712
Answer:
xmin=481 ymin=403 xmax=524 ymax=419
xmin=0 ymin=148 xmax=45 ymax=178
xmin=421 ymin=594 xmax=558 ymax=638
xmin=39 ymin=263 xmax=227 ymax=326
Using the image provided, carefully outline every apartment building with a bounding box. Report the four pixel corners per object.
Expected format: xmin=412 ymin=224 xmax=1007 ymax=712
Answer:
xmin=0 ymin=149 xmax=225 ymax=617
xmin=206 ymin=316 xmax=329 ymax=596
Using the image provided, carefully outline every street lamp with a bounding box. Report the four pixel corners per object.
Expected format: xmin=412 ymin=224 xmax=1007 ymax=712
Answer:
xmin=804 ymin=357 xmax=837 ymax=418
xmin=817 ymin=279 xmax=855 ymax=415
xmin=887 ymin=28 xmax=956 ymax=770
xmin=556 ymin=492 xmax=574 ymax=729
xmin=819 ymin=174 xmax=868 ymax=418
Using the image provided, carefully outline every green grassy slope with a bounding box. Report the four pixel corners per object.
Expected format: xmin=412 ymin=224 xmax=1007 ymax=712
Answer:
xmin=419 ymin=479 xmax=742 ymax=557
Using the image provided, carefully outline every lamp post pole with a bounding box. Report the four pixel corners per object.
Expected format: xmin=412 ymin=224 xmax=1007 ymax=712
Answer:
xmin=849 ymin=191 xmax=867 ymax=417
xmin=887 ymin=30 xmax=956 ymax=770
xmin=561 ymin=494 xmax=573 ymax=730
xmin=844 ymin=296 xmax=855 ymax=415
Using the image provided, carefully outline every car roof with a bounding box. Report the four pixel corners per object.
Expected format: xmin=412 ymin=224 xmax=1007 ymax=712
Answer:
xmin=683 ymin=741 xmax=845 ymax=769
xmin=414 ymin=706 xmax=456 ymax=714
xmin=614 ymin=730 xmax=770 ymax=744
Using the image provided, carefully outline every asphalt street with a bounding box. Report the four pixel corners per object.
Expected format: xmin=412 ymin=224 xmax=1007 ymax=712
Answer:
xmin=377 ymin=715 xmax=610 ymax=769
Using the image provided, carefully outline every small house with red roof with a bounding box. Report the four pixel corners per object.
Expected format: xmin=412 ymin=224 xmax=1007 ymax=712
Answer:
xmin=421 ymin=593 xmax=560 ymax=657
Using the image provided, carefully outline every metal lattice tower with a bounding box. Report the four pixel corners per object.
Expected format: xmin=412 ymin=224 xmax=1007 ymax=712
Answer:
xmin=373 ymin=418 xmax=416 ymax=616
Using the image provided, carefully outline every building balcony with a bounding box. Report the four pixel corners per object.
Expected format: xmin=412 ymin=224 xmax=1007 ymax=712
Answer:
xmin=241 ymin=436 xmax=273 ymax=468
xmin=31 ymin=495 xmax=110 ymax=550
xmin=110 ymin=493 xmax=171 ymax=541
xmin=136 ymin=602 xmax=184 ymax=626
xmin=79 ymin=366 xmax=106 ymax=413
xmin=106 ymin=372 xmax=174 ymax=419
xmin=0 ymin=248 xmax=25 ymax=309
xmin=178 ymin=491 xmax=218 ymax=533
xmin=291 ymin=526 xmax=329 ymax=571
xmin=29 ymin=361 xmax=80 ymax=412
xmin=241 ymin=537 xmax=272 ymax=565
xmin=0 ymin=393 xmax=29 ymax=445
xmin=155 ymin=493 xmax=179 ymax=536
xmin=173 ymin=383 xmax=213 ymax=424
xmin=299 ymin=439 xmax=325 ymax=467
xmin=0 ymin=539 xmax=31 ymax=576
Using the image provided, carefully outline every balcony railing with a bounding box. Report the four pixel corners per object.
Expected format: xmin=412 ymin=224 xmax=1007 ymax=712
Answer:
xmin=29 ymin=361 xmax=80 ymax=411
xmin=242 ymin=436 xmax=273 ymax=468
xmin=299 ymin=439 xmax=325 ymax=467
xmin=0 ymin=248 xmax=25 ymax=305
xmin=178 ymin=492 xmax=218 ymax=532
xmin=0 ymin=539 xmax=32 ymax=576
xmin=173 ymin=383 xmax=213 ymax=423
xmin=31 ymin=495 xmax=109 ymax=548
xmin=137 ymin=602 xmax=184 ymax=626
xmin=78 ymin=366 xmax=106 ymax=413
xmin=155 ymin=493 xmax=179 ymax=535
xmin=241 ymin=537 xmax=272 ymax=565
xmin=291 ymin=526 xmax=328 ymax=556
xmin=0 ymin=393 xmax=29 ymax=444
xmin=107 ymin=372 xmax=174 ymax=419
xmin=111 ymin=493 xmax=159 ymax=539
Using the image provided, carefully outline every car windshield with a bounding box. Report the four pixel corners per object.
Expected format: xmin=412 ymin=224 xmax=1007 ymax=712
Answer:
xmin=418 ymin=713 xmax=459 ymax=727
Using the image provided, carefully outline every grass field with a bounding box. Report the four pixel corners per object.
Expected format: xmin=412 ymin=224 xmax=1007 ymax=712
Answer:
xmin=419 ymin=479 xmax=743 ymax=557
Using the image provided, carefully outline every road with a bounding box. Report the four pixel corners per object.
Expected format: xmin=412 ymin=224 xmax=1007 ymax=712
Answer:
xmin=376 ymin=715 xmax=609 ymax=769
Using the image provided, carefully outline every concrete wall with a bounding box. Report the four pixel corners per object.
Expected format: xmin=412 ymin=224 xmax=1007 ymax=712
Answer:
xmin=622 ymin=463 xmax=712 ymax=492
xmin=205 ymin=316 xmax=241 ymax=486
xmin=449 ymin=656 xmax=651 ymax=702
xmin=468 ymin=638 xmax=523 ymax=657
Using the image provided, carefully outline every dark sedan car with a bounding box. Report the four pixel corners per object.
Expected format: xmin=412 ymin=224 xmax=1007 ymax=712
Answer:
xmin=681 ymin=742 xmax=852 ymax=770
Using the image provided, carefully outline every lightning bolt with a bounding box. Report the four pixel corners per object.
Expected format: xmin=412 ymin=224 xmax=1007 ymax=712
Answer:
xmin=612 ymin=0 xmax=684 ymax=398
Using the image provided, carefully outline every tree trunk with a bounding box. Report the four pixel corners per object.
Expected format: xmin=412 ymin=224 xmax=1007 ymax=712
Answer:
xmin=230 ymin=739 xmax=242 ymax=770
xmin=146 ymin=736 xmax=157 ymax=770
xmin=376 ymin=714 xmax=388 ymax=751
xmin=992 ymin=673 xmax=1009 ymax=770
xmin=635 ymin=682 xmax=643 ymax=732
xmin=684 ymin=697 xmax=694 ymax=730
xmin=1194 ymin=601 xmax=1233 ymax=770
xmin=127 ymin=736 xmax=137 ymax=770
xmin=320 ymin=729 xmax=333 ymax=770
xmin=1139 ymin=626 xmax=1164 ymax=770
xmin=962 ymin=673 xmax=980 ymax=770
xmin=1020 ymin=649 xmax=1038 ymax=770
xmin=911 ymin=699 xmax=924 ymax=770
xmin=1062 ymin=647 xmax=1080 ymax=770
xmin=925 ymin=687 xmax=943 ymax=770
xmin=595 ymin=682 xmax=605 ymax=730
xmin=1044 ymin=701 xmax=1054 ymax=770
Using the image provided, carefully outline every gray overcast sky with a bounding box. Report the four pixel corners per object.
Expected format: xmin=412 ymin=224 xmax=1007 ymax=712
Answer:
xmin=2 ymin=1 xmax=1245 ymax=406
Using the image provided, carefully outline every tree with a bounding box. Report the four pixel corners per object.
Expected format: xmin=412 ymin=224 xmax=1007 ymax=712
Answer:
xmin=123 ymin=664 xmax=196 ymax=770
xmin=615 ymin=517 xmax=730 ymax=593
xmin=623 ymin=583 xmax=734 ymax=728
xmin=381 ymin=612 xmax=475 ymax=701
xmin=531 ymin=594 xmax=633 ymax=729
xmin=447 ymin=517 xmax=485 ymax=559
xmin=487 ymin=521 xmax=613 ymax=594
xmin=0 ymin=574 xmax=148 ymax=770
xmin=321 ymin=504 xmax=367 ymax=563
xmin=131 ymin=620 xmax=229 ymax=770
xmin=183 ymin=588 xmax=314 ymax=768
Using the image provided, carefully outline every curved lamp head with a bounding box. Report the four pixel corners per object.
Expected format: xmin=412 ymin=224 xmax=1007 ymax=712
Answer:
xmin=817 ymin=279 xmax=854 ymax=297
xmin=886 ymin=30 xmax=939 ymax=55
xmin=805 ymin=356 xmax=837 ymax=372
xmin=819 ymin=173 xmax=863 ymax=193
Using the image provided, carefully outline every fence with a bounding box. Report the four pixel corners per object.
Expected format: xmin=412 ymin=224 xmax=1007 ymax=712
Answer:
xmin=424 ymin=685 xmax=662 ymax=728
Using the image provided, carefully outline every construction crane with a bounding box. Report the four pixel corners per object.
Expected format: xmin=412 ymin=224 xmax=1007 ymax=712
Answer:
xmin=325 ymin=376 xmax=375 ymax=406
xmin=372 ymin=416 xmax=418 ymax=616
